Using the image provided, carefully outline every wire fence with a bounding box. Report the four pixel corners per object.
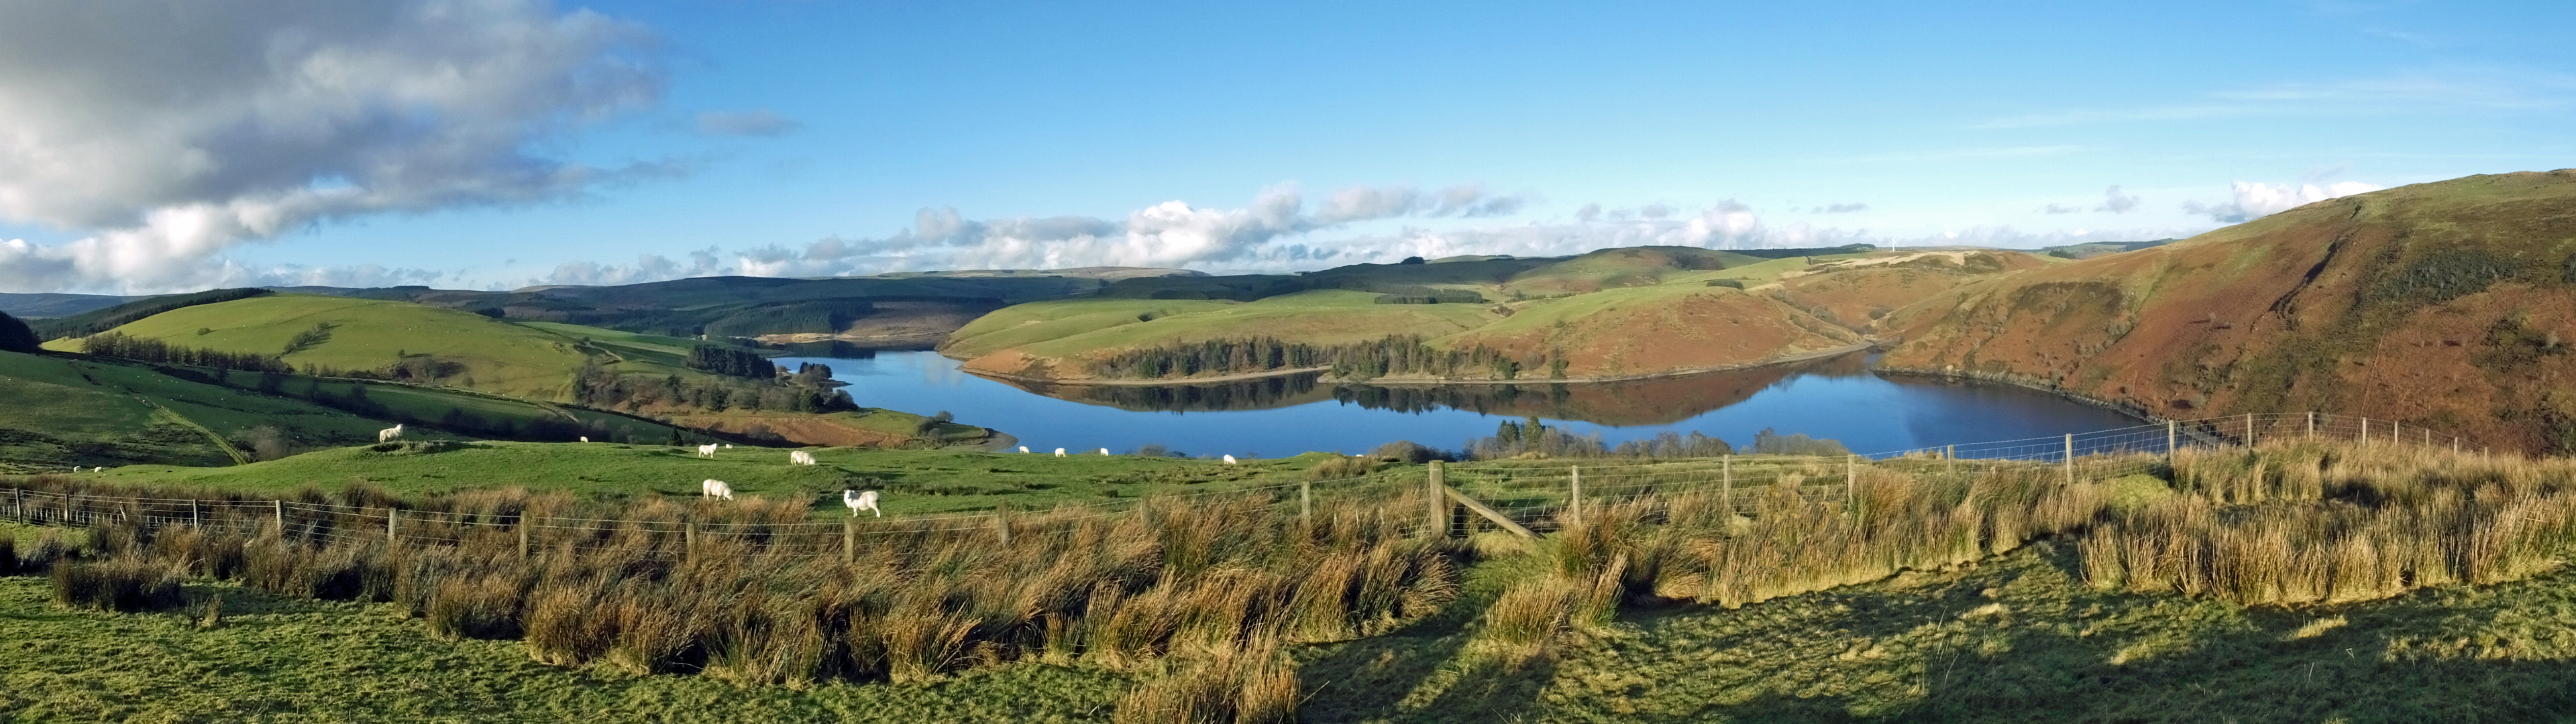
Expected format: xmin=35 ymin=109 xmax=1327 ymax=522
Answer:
xmin=0 ymin=412 xmax=2493 ymax=558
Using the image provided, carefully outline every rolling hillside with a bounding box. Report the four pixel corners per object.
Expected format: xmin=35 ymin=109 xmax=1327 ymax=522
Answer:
xmin=0 ymin=351 xmax=393 ymax=470
xmin=1878 ymin=169 xmax=2576 ymax=453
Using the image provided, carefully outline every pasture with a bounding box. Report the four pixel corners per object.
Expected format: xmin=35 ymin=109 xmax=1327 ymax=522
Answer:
xmin=0 ymin=351 xmax=392 ymax=470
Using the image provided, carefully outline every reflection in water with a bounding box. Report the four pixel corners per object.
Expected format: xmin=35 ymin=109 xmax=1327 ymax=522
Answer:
xmin=990 ymin=351 xmax=1876 ymax=427
xmin=773 ymin=349 xmax=2143 ymax=460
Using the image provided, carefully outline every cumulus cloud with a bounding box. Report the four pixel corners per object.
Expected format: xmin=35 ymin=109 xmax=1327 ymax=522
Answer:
xmin=539 ymin=182 xmax=1531 ymax=285
xmin=2042 ymin=204 xmax=2083 ymax=215
xmin=696 ymin=109 xmax=801 ymax=137
xmin=0 ymin=0 xmax=665 ymax=294
xmin=1817 ymin=202 xmax=1869 ymax=213
xmin=2184 ymin=181 xmax=2385 ymax=223
xmin=2096 ymin=185 xmax=2141 ymax=213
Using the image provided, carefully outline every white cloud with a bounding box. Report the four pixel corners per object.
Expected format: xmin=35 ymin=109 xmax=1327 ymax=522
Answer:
xmin=541 ymin=182 xmax=1532 ymax=285
xmin=0 ymin=0 xmax=665 ymax=294
xmin=2096 ymin=185 xmax=2141 ymax=213
xmin=2184 ymin=180 xmax=2385 ymax=223
xmin=2042 ymin=204 xmax=2082 ymax=215
xmin=1816 ymin=202 xmax=1869 ymax=213
xmin=696 ymin=109 xmax=801 ymax=137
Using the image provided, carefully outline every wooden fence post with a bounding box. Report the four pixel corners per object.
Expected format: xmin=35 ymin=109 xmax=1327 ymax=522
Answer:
xmin=2359 ymin=417 xmax=2368 ymax=442
xmin=1299 ymin=479 xmax=1312 ymax=526
xmin=13 ymin=487 xmax=22 ymax=526
xmin=1426 ymin=461 xmax=1446 ymax=538
xmin=387 ymin=508 xmax=399 ymax=544
xmin=684 ymin=520 xmax=698 ymax=562
xmin=843 ymin=518 xmax=856 ymax=563
xmin=2245 ymin=414 xmax=2256 ymax=446
xmin=1721 ymin=455 xmax=1734 ymax=516
xmin=1846 ymin=454 xmax=1859 ymax=516
xmin=1946 ymin=445 xmax=1957 ymax=477
xmin=520 ymin=515 xmax=533 ymax=559
xmin=2307 ymin=412 xmax=2316 ymax=438
xmin=1568 ymin=466 xmax=1582 ymax=526
xmin=2063 ymin=434 xmax=2076 ymax=485
xmin=2166 ymin=421 xmax=2178 ymax=462
xmin=191 ymin=499 xmax=200 ymax=530
xmin=272 ymin=499 xmax=284 ymax=533
xmin=996 ymin=503 xmax=1012 ymax=546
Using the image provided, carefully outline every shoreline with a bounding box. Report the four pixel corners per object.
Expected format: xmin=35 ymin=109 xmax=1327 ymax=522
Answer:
xmin=966 ymin=343 xmax=1875 ymax=387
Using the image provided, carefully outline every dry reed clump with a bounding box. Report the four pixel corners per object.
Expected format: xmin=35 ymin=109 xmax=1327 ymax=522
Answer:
xmin=52 ymin=557 xmax=184 ymax=611
xmin=2080 ymin=441 xmax=2576 ymax=605
xmin=33 ymin=478 xmax=1462 ymax=717
xmin=1111 ymin=640 xmax=1298 ymax=724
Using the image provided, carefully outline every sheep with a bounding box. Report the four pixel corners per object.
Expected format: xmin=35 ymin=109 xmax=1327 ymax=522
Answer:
xmin=843 ymin=489 xmax=880 ymax=517
xmin=579 ymin=436 xmax=588 ymax=443
xmin=1018 ymin=446 xmax=1030 ymax=453
xmin=724 ymin=444 xmax=733 ymax=449
xmin=701 ymin=479 xmax=735 ymax=500
xmin=377 ymin=424 xmax=405 ymax=443
xmin=1055 ymin=448 xmax=1067 ymax=457
xmin=696 ymin=444 xmax=719 ymax=458
xmin=790 ymin=450 xmax=816 ymax=465
xmin=1222 ymin=455 xmax=1237 ymax=465
xmin=1097 ymin=448 xmax=1110 ymax=455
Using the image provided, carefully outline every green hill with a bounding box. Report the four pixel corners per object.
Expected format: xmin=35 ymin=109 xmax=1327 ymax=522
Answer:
xmin=0 ymin=351 xmax=392 ymax=470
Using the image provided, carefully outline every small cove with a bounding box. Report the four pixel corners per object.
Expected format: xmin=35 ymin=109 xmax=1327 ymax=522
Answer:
xmin=773 ymin=349 xmax=2144 ymax=460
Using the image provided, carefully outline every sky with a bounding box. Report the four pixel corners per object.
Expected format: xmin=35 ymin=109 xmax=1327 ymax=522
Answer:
xmin=1 ymin=0 xmax=2571 ymax=294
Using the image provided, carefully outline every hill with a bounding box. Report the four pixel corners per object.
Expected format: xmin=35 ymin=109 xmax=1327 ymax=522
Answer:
xmin=0 ymin=292 xmax=142 ymax=318
xmin=0 ymin=351 xmax=393 ymax=470
xmin=1878 ymin=170 xmax=2576 ymax=453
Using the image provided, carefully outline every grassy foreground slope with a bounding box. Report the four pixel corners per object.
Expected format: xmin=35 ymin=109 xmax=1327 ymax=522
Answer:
xmin=1879 ymin=170 xmax=2576 ymax=454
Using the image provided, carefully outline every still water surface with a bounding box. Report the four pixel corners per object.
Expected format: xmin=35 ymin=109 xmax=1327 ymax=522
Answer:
xmin=771 ymin=349 xmax=2141 ymax=460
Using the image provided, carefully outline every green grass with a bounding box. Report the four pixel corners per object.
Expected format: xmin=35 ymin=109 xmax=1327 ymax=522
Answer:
xmin=202 ymin=368 xmax=687 ymax=446
xmin=0 ymin=351 xmax=393 ymax=470
xmin=0 ymin=576 xmax=1132 ymax=723
xmin=1295 ymin=539 xmax=2576 ymax=723
xmin=86 ymin=294 xmax=604 ymax=400
xmin=74 ymin=442 xmax=1333 ymax=515
xmin=951 ymin=290 xmax=1499 ymax=364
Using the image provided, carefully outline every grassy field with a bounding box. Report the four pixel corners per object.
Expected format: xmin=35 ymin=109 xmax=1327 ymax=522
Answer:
xmin=0 ymin=351 xmax=393 ymax=471
xmin=0 ymin=576 xmax=1135 ymax=723
xmin=953 ymin=290 xmax=1500 ymax=365
xmin=66 ymin=442 xmax=1332 ymax=515
xmin=58 ymin=294 xmax=753 ymax=402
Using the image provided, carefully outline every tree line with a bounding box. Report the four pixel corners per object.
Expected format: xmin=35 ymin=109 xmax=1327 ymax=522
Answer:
xmin=31 ymin=288 xmax=274 ymax=341
xmin=686 ymin=344 xmax=775 ymax=378
xmin=572 ymin=359 xmax=858 ymax=414
xmin=1085 ymin=335 xmax=1562 ymax=381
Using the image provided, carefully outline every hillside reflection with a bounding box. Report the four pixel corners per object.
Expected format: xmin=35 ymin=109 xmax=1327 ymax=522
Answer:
xmin=983 ymin=351 xmax=1874 ymax=426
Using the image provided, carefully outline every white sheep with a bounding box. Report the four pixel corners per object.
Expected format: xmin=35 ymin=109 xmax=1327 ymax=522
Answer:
xmin=701 ymin=479 xmax=735 ymax=500
xmin=1222 ymin=455 xmax=1237 ymax=465
xmin=1018 ymin=446 xmax=1030 ymax=453
xmin=790 ymin=450 xmax=816 ymax=465
xmin=1097 ymin=448 xmax=1110 ymax=455
xmin=843 ymin=489 xmax=880 ymax=517
xmin=377 ymin=424 xmax=405 ymax=443
xmin=724 ymin=444 xmax=733 ymax=449
xmin=696 ymin=443 xmax=719 ymax=458
xmin=1055 ymin=448 xmax=1067 ymax=457
xmin=579 ymin=436 xmax=588 ymax=443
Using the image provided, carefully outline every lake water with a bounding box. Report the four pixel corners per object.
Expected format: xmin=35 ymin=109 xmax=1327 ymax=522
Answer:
xmin=772 ymin=346 xmax=2145 ymax=460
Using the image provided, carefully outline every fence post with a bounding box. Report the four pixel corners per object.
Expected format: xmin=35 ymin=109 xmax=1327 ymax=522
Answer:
xmin=272 ymin=499 xmax=284 ymax=533
xmin=996 ymin=503 xmax=1012 ymax=546
xmin=1568 ymin=466 xmax=1582 ymax=526
xmin=685 ymin=520 xmax=698 ymax=562
xmin=1846 ymin=455 xmax=1859 ymax=516
xmin=191 ymin=499 xmax=201 ymax=530
xmin=520 ymin=515 xmax=533 ymax=559
xmin=387 ymin=508 xmax=398 ymax=544
xmin=843 ymin=518 xmax=856 ymax=563
xmin=2166 ymin=422 xmax=2177 ymax=462
xmin=1946 ymin=445 xmax=1957 ymax=477
xmin=2307 ymin=412 xmax=2316 ymax=438
xmin=1721 ymin=455 xmax=1733 ymax=516
xmin=2245 ymin=414 xmax=2256 ymax=446
xmin=1299 ymin=479 xmax=1312 ymax=526
xmin=1426 ymin=461 xmax=1446 ymax=538
xmin=2359 ymin=417 xmax=2368 ymax=442
xmin=2064 ymin=434 xmax=2076 ymax=485
xmin=13 ymin=487 xmax=21 ymax=526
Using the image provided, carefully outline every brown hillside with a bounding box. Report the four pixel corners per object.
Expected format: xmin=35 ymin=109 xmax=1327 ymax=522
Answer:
xmin=1438 ymin=288 xmax=1861 ymax=380
xmin=1879 ymin=170 xmax=2576 ymax=454
xmin=1772 ymin=251 xmax=2049 ymax=331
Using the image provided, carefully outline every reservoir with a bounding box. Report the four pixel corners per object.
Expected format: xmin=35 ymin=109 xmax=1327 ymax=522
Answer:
xmin=771 ymin=348 xmax=2143 ymax=460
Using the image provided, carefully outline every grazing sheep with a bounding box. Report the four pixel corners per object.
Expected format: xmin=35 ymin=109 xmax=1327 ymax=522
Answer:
xmin=377 ymin=424 xmax=405 ymax=443
xmin=790 ymin=450 xmax=817 ymax=465
xmin=1222 ymin=455 xmax=1237 ymax=465
xmin=702 ymin=479 xmax=735 ymax=500
xmin=697 ymin=444 xmax=719 ymax=458
xmin=843 ymin=489 xmax=880 ymax=517
xmin=1018 ymin=446 xmax=1030 ymax=453
xmin=1055 ymin=448 xmax=1067 ymax=457
xmin=724 ymin=444 xmax=733 ymax=449
xmin=579 ymin=436 xmax=588 ymax=443
xmin=1097 ymin=448 xmax=1110 ymax=455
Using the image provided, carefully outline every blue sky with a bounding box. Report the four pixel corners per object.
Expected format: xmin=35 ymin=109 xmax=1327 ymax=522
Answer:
xmin=1 ymin=0 xmax=2570 ymax=294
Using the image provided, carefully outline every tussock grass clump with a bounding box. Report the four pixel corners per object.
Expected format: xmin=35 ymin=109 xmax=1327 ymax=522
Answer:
xmin=52 ymin=557 xmax=184 ymax=611
xmin=1112 ymin=641 xmax=1297 ymax=724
